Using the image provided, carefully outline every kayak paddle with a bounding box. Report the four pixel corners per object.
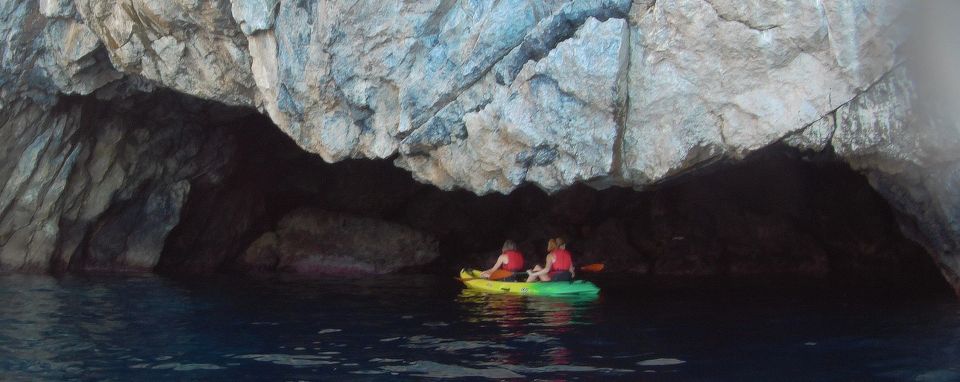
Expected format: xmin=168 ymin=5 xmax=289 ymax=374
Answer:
xmin=579 ymin=263 xmax=604 ymax=272
xmin=457 ymin=269 xmax=514 ymax=282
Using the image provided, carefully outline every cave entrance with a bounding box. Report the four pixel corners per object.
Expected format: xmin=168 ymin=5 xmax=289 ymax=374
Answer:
xmin=158 ymin=110 xmax=950 ymax=295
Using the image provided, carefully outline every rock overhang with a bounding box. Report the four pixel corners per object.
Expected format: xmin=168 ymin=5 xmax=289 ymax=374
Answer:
xmin=1 ymin=0 xmax=959 ymax=296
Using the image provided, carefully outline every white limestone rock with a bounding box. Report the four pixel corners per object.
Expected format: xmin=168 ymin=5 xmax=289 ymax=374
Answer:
xmin=397 ymin=17 xmax=629 ymax=193
xmin=784 ymin=114 xmax=836 ymax=153
xmin=73 ymin=0 xmax=257 ymax=106
xmin=620 ymin=0 xmax=904 ymax=185
xmin=231 ymin=0 xmax=279 ymax=35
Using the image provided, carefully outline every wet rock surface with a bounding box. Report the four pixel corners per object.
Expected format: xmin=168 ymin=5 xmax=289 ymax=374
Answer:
xmin=0 ymin=88 xmax=239 ymax=272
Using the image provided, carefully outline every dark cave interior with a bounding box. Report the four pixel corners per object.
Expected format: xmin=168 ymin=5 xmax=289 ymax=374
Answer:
xmin=156 ymin=110 xmax=949 ymax=293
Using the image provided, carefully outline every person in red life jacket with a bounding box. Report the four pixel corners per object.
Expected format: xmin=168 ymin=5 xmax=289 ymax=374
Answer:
xmin=481 ymin=240 xmax=525 ymax=281
xmin=526 ymin=237 xmax=576 ymax=282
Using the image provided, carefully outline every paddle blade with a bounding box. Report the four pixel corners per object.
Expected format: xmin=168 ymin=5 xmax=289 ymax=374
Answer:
xmin=458 ymin=269 xmax=516 ymax=282
xmin=488 ymin=269 xmax=514 ymax=280
xmin=580 ymin=263 xmax=604 ymax=272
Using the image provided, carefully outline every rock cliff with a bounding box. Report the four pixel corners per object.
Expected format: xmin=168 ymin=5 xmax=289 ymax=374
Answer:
xmin=0 ymin=1 xmax=957 ymax=294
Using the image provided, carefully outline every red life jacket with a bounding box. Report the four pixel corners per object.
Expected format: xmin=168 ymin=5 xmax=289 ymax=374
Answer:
xmin=549 ymin=248 xmax=572 ymax=273
xmin=503 ymin=250 xmax=524 ymax=271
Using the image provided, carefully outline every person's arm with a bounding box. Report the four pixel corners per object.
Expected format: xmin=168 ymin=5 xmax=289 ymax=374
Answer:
xmin=528 ymin=255 xmax=555 ymax=277
xmin=481 ymin=255 xmax=506 ymax=277
xmin=570 ymin=260 xmax=576 ymax=279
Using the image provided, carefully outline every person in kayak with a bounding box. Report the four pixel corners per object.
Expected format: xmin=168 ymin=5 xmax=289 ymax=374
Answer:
xmin=526 ymin=237 xmax=575 ymax=282
xmin=480 ymin=240 xmax=525 ymax=281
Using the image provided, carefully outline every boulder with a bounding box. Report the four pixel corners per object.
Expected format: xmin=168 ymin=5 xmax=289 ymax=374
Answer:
xmin=241 ymin=208 xmax=439 ymax=275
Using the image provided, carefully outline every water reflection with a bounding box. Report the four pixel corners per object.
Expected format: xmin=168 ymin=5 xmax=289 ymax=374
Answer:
xmin=456 ymin=289 xmax=598 ymax=333
xmin=455 ymin=289 xmax=600 ymax=369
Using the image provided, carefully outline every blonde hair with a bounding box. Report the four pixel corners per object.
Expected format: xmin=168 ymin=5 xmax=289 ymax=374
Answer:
xmin=555 ymin=237 xmax=567 ymax=248
xmin=546 ymin=238 xmax=558 ymax=252
xmin=502 ymin=240 xmax=517 ymax=252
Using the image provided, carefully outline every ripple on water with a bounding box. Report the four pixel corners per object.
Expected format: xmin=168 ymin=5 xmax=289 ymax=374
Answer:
xmin=351 ymin=370 xmax=387 ymax=375
xmin=150 ymin=363 xmax=225 ymax=371
xmin=515 ymin=332 xmax=556 ymax=343
xmin=382 ymin=361 xmax=524 ymax=379
xmin=637 ymin=358 xmax=687 ymax=366
xmin=401 ymin=335 xmax=513 ymax=352
xmin=486 ymin=362 xmax=635 ymax=375
xmin=233 ymin=354 xmax=338 ymax=367
xmin=369 ymin=358 xmax=403 ymax=363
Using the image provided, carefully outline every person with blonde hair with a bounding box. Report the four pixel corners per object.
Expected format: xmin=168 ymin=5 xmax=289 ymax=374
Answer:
xmin=481 ymin=240 xmax=525 ymax=281
xmin=526 ymin=237 xmax=576 ymax=282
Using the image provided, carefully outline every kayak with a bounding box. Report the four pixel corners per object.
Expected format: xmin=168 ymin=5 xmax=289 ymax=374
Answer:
xmin=459 ymin=269 xmax=600 ymax=296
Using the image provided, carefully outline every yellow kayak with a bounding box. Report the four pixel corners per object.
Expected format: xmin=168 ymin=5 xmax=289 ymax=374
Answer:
xmin=459 ymin=269 xmax=600 ymax=296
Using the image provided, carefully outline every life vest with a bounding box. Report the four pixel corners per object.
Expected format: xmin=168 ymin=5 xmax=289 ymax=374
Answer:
xmin=503 ymin=250 xmax=524 ymax=271
xmin=549 ymin=248 xmax=572 ymax=273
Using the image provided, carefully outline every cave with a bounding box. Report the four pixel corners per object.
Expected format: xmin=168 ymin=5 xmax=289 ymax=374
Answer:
xmin=129 ymin=96 xmax=946 ymax=294
xmin=0 ymin=87 xmax=949 ymax=295
xmin=0 ymin=0 xmax=954 ymax=298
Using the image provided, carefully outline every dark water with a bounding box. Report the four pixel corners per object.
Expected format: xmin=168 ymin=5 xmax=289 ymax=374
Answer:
xmin=1 ymin=274 xmax=959 ymax=381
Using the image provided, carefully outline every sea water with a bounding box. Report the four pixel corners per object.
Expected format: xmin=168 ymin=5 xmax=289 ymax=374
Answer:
xmin=1 ymin=274 xmax=958 ymax=381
